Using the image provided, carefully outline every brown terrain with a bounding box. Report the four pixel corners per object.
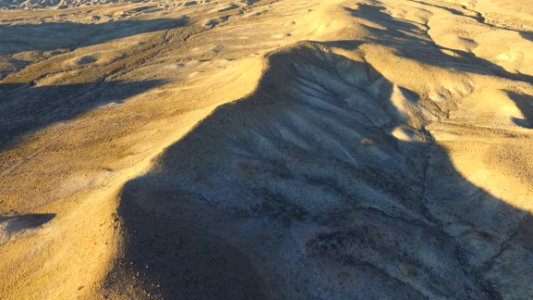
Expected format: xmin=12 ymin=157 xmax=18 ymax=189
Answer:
xmin=0 ymin=0 xmax=532 ymax=298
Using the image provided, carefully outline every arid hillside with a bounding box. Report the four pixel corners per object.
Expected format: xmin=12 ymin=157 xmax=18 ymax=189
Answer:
xmin=0 ymin=0 xmax=532 ymax=299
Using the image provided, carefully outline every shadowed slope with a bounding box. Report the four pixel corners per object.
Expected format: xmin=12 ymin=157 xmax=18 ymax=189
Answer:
xmin=508 ymin=91 xmax=533 ymax=128
xmin=345 ymin=3 xmax=533 ymax=83
xmin=0 ymin=0 xmax=531 ymax=299
xmin=0 ymin=17 xmax=189 ymax=55
xmin=109 ymin=42 xmax=532 ymax=299
xmin=0 ymin=79 xmax=165 ymax=151
xmin=0 ymin=213 xmax=54 ymax=244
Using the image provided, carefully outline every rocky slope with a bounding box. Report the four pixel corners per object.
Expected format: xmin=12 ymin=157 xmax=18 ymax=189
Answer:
xmin=0 ymin=0 xmax=532 ymax=299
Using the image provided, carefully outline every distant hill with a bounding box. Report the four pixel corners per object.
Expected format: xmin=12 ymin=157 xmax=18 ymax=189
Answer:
xmin=0 ymin=0 xmax=130 ymax=9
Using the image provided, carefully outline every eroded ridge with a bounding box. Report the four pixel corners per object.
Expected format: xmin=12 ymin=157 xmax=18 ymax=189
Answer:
xmin=0 ymin=0 xmax=532 ymax=298
xmin=110 ymin=43 xmax=531 ymax=299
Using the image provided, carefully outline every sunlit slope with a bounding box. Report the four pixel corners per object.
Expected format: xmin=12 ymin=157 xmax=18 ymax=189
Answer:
xmin=0 ymin=0 xmax=532 ymax=299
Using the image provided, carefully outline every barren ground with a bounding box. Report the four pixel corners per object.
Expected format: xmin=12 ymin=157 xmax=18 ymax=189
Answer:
xmin=0 ymin=0 xmax=532 ymax=299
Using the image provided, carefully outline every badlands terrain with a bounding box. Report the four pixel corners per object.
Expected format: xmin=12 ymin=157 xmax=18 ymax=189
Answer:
xmin=0 ymin=0 xmax=532 ymax=298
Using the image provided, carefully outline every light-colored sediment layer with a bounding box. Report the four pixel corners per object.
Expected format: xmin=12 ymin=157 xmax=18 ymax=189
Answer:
xmin=0 ymin=0 xmax=531 ymax=298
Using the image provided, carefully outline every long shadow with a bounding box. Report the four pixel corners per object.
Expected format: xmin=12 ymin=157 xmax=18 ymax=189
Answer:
xmin=0 ymin=17 xmax=186 ymax=151
xmin=0 ymin=17 xmax=189 ymax=55
xmin=0 ymin=79 xmax=165 ymax=151
xmin=344 ymin=4 xmax=533 ymax=83
xmin=406 ymin=0 xmax=484 ymax=23
xmin=109 ymin=42 xmax=532 ymax=298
